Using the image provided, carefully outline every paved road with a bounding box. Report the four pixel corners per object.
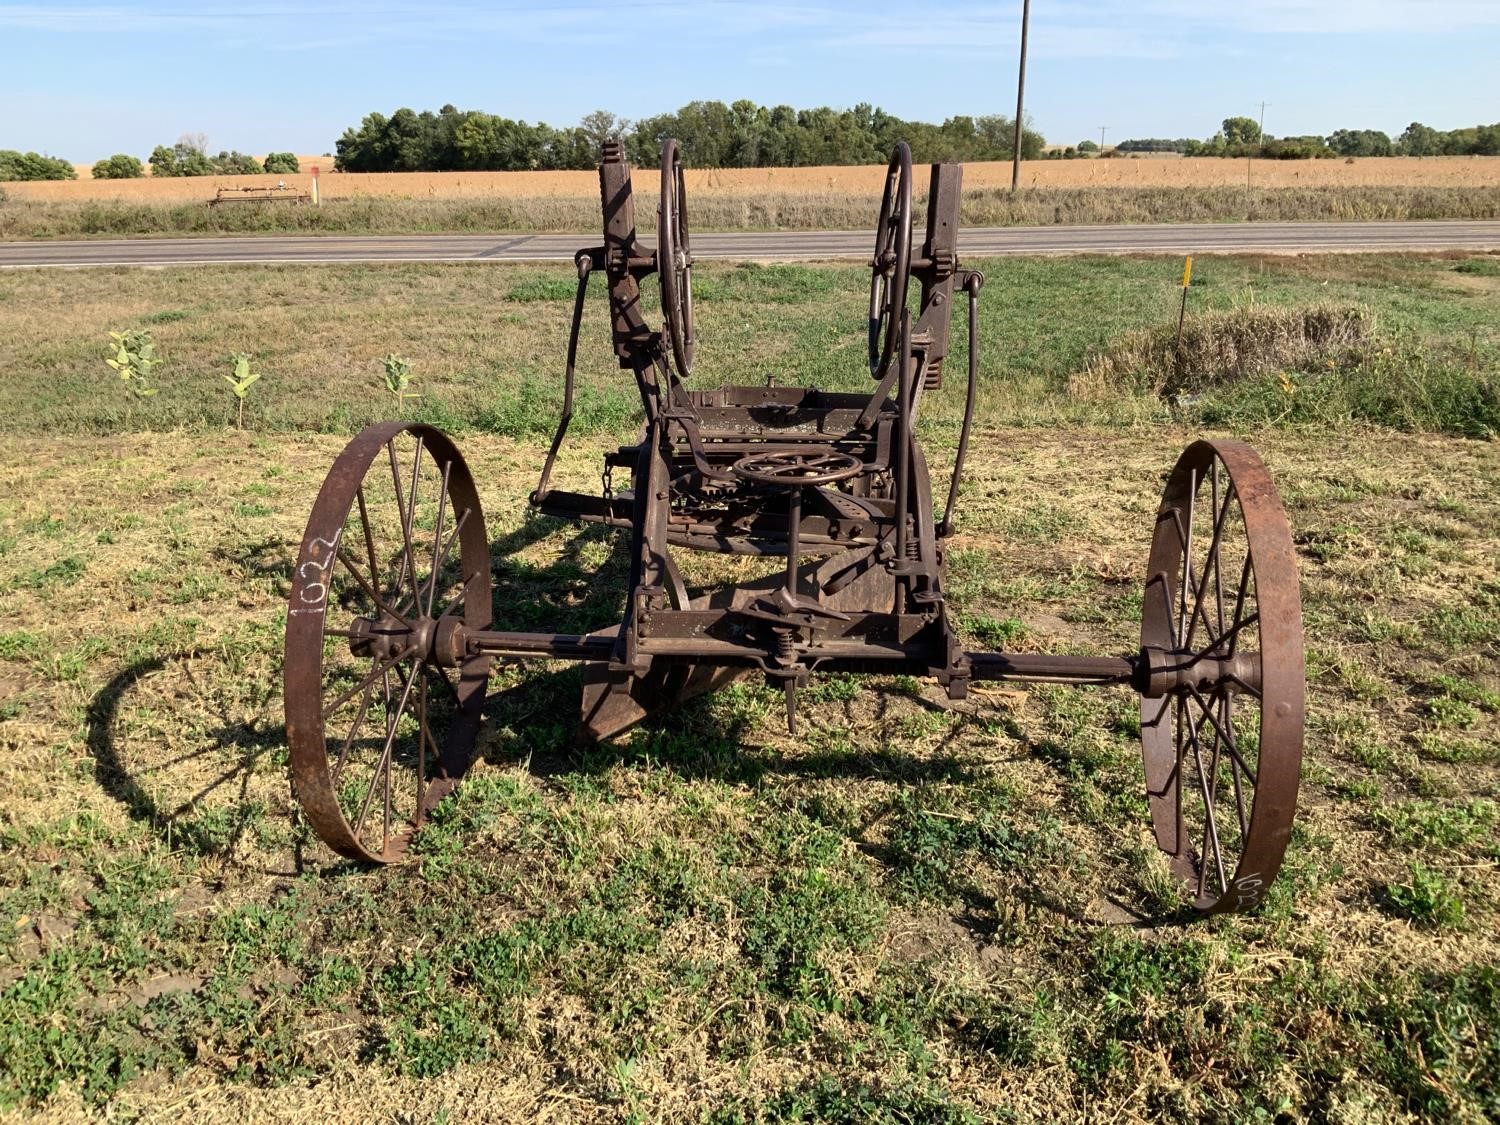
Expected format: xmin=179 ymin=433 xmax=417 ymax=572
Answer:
xmin=3 ymin=221 xmax=1499 ymax=268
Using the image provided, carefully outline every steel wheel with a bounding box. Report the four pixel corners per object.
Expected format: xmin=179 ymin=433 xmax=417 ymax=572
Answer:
xmin=658 ymin=138 xmax=695 ymax=377
xmin=1139 ymin=439 xmax=1304 ymax=913
xmin=285 ymin=423 xmax=493 ymax=863
xmin=868 ymin=142 xmax=912 ymax=381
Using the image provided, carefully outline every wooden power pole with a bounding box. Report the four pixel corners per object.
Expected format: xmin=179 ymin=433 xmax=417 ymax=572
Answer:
xmin=1011 ymin=0 xmax=1031 ymax=192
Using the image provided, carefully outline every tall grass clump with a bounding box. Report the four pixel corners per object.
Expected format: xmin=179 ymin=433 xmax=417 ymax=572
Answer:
xmin=1074 ymin=303 xmax=1499 ymax=437
xmin=1075 ymin=303 xmax=1375 ymax=399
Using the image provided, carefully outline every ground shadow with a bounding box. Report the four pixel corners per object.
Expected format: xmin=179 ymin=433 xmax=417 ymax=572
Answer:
xmin=85 ymin=654 xmax=306 ymax=871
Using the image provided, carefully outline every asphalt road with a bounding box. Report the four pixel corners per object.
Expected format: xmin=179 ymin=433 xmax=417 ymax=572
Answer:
xmin=3 ymin=220 xmax=1499 ymax=269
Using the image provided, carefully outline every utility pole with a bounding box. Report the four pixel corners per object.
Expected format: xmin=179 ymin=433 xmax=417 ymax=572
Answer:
xmin=1248 ymin=101 xmax=1269 ymax=190
xmin=1010 ymin=0 xmax=1031 ymax=192
xmin=1099 ymin=125 xmax=1108 ymax=152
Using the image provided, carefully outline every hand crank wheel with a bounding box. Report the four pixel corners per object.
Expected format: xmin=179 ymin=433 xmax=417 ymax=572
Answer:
xmin=658 ymin=138 xmax=695 ymax=377
xmin=868 ymin=142 xmax=913 ymax=381
xmin=285 ymin=423 xmax=493 ymax=863
xmin=1139 ymin=439 xmax=1304 ymax=913
xmin=731 ymin=448 xmax=864 ymax=487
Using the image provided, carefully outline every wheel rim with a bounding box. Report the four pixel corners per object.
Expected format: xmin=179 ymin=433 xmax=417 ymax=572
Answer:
xmin=868 ymin=142 xmax=912 ymax=380
xmin=1139 ymin=440 xmax=1304 ymax=913
xmin=285 ymin=423 xmax=493 ymax=863
xmin=659 ymin=139 xmax=694 ymax=377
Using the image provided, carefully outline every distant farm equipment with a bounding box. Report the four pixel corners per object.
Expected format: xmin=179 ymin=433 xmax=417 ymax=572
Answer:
xmin=209 ymin=182 xmax=310 ymax=206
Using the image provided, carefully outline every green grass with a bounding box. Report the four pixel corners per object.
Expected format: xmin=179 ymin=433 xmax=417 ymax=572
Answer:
xmin=1 ymin=253 xmax=1496 ymax=438
xmin=0 ymin=255 xmax=1497 ymax=1118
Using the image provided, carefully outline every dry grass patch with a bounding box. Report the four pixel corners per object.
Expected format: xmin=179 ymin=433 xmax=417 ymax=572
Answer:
xmin=0 ymin=426 xmax=1496 ymax=1120
xmin=1074 ymin=303 xmax=1377 ymax=399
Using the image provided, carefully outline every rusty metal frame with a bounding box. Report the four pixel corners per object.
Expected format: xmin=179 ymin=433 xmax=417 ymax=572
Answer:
xmin=284 ymin=138 xmax=1306 ymax=913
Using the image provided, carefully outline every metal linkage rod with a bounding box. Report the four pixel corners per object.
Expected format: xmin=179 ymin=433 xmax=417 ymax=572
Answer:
xmin=969 ymin=651 xmax=1137 ymax=686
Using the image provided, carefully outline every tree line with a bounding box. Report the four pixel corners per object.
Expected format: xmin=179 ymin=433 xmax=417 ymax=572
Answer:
xmin=332 ymin=101 xmax=1046 ymax=173
xmin=0 ymin=137 xmax=301 ymax=182
xmin=1117 ymin=119 xmax=1500 ymax=159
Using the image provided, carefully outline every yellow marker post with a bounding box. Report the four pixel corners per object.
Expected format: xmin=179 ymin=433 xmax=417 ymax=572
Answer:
xmin=1175 ymin=255 xmax=1194 ymax=357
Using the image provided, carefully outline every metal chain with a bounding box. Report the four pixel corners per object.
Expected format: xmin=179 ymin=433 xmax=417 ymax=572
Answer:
xmin=601 ymin=462 xmax=614 ymax=502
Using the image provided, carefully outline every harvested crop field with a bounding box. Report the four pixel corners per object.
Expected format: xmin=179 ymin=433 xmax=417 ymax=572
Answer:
xmin=10 ymin=156 xmax=1500 ymax=204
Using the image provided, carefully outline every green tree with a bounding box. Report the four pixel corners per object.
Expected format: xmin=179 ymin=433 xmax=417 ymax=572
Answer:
xmin=90 ymin=154 xmax=144 ymax=179
xmin=263 ymin=152 xmax=300 ymax=173
xmin=1397 ymin=122 xmax=1441 ymax=157
xmin=149 ymin=137 xmax=214 ymax=177
xmin=211 ymin=151 xmax=264 ymax=175
xmin=1327 ymin=129 xmax=1393 ymax=157
xmin=1222 ymin=116 xmax=1262 ymax=147
xmin=0 ymin=150 xmax=78 ymax=181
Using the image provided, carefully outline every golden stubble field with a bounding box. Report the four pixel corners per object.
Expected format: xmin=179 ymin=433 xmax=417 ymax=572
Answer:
xmin=13 ymin=155 xmax=1500 ymax=203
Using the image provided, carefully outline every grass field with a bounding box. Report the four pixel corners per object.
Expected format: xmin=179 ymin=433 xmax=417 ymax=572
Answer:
xmin=2 ymin=254 xmax=1496 ymax=437
xmin=0 ymin=256 xmax=1497 ymax=1120
xmin=5 ymin=156 xmax=1500 ymax=240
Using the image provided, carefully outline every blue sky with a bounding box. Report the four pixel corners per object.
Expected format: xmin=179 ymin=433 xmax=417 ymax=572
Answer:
xmin=3 ymin=1 xmax=1499 ymax=161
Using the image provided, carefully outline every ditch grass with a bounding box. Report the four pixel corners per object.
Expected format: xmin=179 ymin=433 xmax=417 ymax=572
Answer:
xmin=0 ymin=426 xmax=1497 ymax=1121
xmin=0 ymin=253 xmax=1497 ymax=438
xmin=4 ymin=185 xmax=1500 ymax=241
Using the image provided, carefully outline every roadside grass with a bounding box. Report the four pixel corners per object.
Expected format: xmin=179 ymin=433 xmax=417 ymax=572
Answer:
xmin=0 ymin=253 xmax=1496 ymax=438
xmin=0 ymin=424 xmax=1496 ymax=1120
xmin=4 ymin=185 xmax=1499 ymax=240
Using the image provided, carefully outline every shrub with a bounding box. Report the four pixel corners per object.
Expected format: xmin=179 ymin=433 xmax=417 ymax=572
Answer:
xmin=1075 ymin=303 xmax=1375 ymax=399
xmin=149 ymin=142 xmax=213 ymax=177
xmin=263 ymin=152 xmax=300 ymax=174
xmin=0 ymin=150 xmax=77 ymax=181
xmin=211 ymin=151 xmax=264 ymax=175
xmin=91 ymin=154 xmax=144 ymax=180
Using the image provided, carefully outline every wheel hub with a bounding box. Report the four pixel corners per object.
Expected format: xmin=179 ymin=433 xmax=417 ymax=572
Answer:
xmin=1138 ymin=645 xmax=1261 ymax=698
xmin=347 ymin=613 xmax=467 ymax=667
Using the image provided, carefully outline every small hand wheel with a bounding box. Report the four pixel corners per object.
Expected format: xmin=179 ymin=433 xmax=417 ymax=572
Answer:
xmin=732 ymin=449 xmax=863 ymax=487
xmin=658 ymin=138 xmax=695 ymax=377
xmin=868 ymin=142 xmax=913 ymax=381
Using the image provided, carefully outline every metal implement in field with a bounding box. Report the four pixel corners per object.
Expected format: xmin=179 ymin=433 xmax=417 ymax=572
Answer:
xmin=283 ymin=140 xmax=1305 ymax=915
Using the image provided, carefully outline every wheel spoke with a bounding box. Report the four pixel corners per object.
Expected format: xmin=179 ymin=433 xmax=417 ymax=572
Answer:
xmin=424 ymin=507 xmax=471 ymax=619
xmin=1186 ymin=685 xmax=1260 ymax=786
xmin=335 ymin=549 xmax=410 ymax=627
xmin=1223 ymin=692 xmax=1249 ymax=837
xmin=1179 ymin=469 xmax=1195 ymax=649
xmin=1198 ymin=613 xmax=1260 ymax=659
xmin=426 ymin=461 xmax=452 ymax=617
xmin=1184 ymin=476 xmax=1237 ymax=650
xmin=330 ymin=682 xmax=375 ymax=787
xmin=354 ymin=658 xmax=419 ymax=839
xmin=355 ymin=485 xmax=382 ymax=601
xmin=1184 ymin=702 xmax=1228 ymax=896
xmin=387 ymin=439 xmax=423 ymax=613
xmin=321 ymin=642 xmax=417 ymax=721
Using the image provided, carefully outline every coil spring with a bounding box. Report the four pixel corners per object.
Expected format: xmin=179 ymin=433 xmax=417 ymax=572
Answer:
xmin=774 ymin=629 xmax=796 ymax=662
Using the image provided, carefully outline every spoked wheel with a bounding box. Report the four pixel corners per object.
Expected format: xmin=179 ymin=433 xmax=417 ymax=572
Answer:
xmin=1139 ymin=439 xmax=1304 ymax=913
xmin=659 ymin=138 xmax=695 ymax=377
xmin=285 ymin=422 xmax=493 ymax=863
xmin=868 ymin=142 xmax=913 ymax=381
